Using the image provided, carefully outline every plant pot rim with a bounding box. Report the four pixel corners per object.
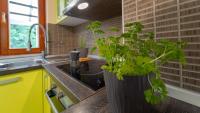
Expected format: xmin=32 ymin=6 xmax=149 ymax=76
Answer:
xmin=103 ymin=70 xmax=152 ymax=79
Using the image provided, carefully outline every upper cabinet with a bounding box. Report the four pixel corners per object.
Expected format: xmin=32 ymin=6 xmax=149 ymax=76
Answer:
xmin=57 ymin=0 xmax=68 ymax=22
xmin=46 ymin=0 xmax=58 ymax=24
xmin=46 ymin=0 xmax=67 ymax=24
xmin=46 ymin=0 xmax=87 ymax=26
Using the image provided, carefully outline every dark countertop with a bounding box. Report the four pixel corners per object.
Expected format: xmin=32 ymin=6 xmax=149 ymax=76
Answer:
xmin=43 ymin=61 xmax=200 ymax=113
xmin=42 ymin=59 xmax=111 ymax=113
xmin=0 ymin=54 xmax=68 ymax=76
xmin=62 ymin=88 xmax=200 ymax=113
xmin=62 ymin=88 xmax=110 ymax=113
xmin=1 ymin=56 xmax=200 ymax=113
xmin=0 ymin=65 xmax=42 ymax=76
xmin=43 ymin=62 xmax=96 ymax=101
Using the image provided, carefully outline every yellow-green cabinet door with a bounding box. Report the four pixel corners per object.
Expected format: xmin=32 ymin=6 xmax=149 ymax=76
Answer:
xmin=43 ymin=70 xmax=51 ymax=113
xmin=0 ymin=69 xmax=43 ymax=113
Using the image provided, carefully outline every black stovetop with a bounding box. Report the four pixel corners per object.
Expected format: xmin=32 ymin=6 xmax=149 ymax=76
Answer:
xmin=57 ymin=59 xmax=106 ymax=91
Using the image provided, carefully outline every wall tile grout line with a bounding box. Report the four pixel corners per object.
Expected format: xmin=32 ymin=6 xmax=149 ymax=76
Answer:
xmin=177 ymin=0 xmax=183 ymax=88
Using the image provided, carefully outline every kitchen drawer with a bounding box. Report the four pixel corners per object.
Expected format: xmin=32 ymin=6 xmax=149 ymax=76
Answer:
xmin=0 ymin=69 xmax=43 ymax=113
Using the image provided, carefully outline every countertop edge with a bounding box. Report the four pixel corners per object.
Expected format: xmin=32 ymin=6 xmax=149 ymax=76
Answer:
xmin=0 ymin=65 xmax=42 ymax=76
xmin=43 ymin=62 xmax=96 ymax=101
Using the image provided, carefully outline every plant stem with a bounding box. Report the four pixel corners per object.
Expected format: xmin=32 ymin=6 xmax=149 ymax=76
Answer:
xmin=143 ymin=46 xmax=173 ymax=66
xmin=149 ymin=50 xmax=173 ymax=64
xmin=92 ymin=31 xmax=96 ymax=39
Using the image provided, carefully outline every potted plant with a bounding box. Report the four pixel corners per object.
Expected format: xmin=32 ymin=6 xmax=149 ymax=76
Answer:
xmin=86 ymin=21 xmax=105 ymax=54
xmin=78 ymin=36 xmax=88 ymax=58
xmin=87 ymin=22 xmax=186 ymax=113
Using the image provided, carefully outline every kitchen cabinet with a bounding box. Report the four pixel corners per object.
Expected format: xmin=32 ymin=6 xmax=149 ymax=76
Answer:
xmin=0 ymin=69 xmax=47 ymax=113
xmin=57 ymin=0 xmax=68 ymax=22
xmin=46 ymin=0 xmax=87 ymax=26
xmin=43 ymin=70 xmax=52 ymax=113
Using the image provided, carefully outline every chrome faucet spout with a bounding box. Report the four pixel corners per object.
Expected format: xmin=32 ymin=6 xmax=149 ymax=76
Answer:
xmin=27 ymin=23 xmax=48 ymax=59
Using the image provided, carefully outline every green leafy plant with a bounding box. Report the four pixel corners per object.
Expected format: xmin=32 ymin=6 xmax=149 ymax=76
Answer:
xmin=86 ymin=21 xmax=119 ymax=53
xmin=79 ymin=36 xmax=87 ymax=49
xmin=86 ymin=21 xmax=105 ymax=38
xmin=86 ymin=21 xmax=105 ymax=53
xmin=87 ymin=21 xmax=186 ymax=104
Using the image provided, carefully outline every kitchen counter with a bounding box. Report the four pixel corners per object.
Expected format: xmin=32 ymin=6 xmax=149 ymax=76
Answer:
xmin=62 ymin=88 xmax=110 ymax=113
xmin=62 ymin=89 xmax=200 ymax=113
xmin=43 ymin=59 xmax=200 ymax=113
xmin=0 ymin=54 xmax=43 ymax=75
xmin=1 ymin=55 xmax=200 ymax=113
xmin=42 ymin=56 xmax=111 ymax=113
xmin=0 ymin=54 xmax=95 ymax=101
xmin=0 ymin=64 xmax=42 ymax=76
xmin=43 ymin=61 xmax=96 ymax=101
xmin=0 ymin=54 xmax=68 ymax=76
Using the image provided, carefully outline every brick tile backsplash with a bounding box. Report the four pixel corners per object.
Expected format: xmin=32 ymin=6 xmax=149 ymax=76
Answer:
xmin=122 ymin=0 xmax=200 ymax=110
xmin=48 ymin=17 xmax=122 ymax=55
xmin=73 ymin=16 xmax=122 ymax=54
xmin=48 ymin=23 xmax=78 ymax=55
xmin=123 ymin=0 xmax=200 ymax=93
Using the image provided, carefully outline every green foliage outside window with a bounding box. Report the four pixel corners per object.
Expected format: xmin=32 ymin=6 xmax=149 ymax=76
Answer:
xmin=10 ymin=24 xmax=38 ymax=49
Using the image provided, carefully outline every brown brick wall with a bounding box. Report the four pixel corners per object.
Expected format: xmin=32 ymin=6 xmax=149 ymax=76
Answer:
xmin=73 ymin=16 xmax=122 ymax=54
xmin=47 ymin=24 xmax=78 ymax=55
xmin=123 ymin=0 xmax=200 ymax=92
xmin=47 ymin=17 xmax=122 ymax=55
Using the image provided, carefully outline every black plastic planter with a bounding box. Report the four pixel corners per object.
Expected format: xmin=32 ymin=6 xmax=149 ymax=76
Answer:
xmin=104 ymin=71 xmax=156 ymax=113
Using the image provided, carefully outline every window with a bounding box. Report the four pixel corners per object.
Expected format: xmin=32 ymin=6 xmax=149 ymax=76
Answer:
xmin=9 ymin=0 xmax=39 ymax=49
xmin=0 ymin=0 xmax=45 ymax=55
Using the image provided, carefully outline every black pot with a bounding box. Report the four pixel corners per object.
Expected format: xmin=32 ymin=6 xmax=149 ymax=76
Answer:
xmin=104 ymin=71 xmax=156 ymax=113
xmin=78 ymin=48 xmax=89 ymax=58
xmin=70 ymin=50 xmax=80 ymax=61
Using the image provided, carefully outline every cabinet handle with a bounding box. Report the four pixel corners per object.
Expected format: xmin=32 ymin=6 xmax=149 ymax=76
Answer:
xmin=45 ymin=91 xmax=60 ymax=113
xmin=1 ymin=12 xmax=6 ymax=23
xmin=0 ymin=77 xmax=21 ymax=85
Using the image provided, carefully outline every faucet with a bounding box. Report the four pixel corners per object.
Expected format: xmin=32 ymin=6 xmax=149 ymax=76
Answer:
xmin=27 ymin=23 xmax=48 ymax=59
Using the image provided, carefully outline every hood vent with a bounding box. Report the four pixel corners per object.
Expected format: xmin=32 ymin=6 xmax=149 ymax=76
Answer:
xmin=63 ymin=0 xmax=122 ymax=21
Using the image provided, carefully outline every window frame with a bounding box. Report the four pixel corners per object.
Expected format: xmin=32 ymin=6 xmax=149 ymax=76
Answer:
xmin=0 ymin=0 xmax=46 ymax=55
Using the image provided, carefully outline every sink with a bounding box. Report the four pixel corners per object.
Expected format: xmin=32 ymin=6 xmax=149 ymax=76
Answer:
xmin=57 ymin=59 xmax=106 ymax=91
xmin=0 ymin=54 xmax=68 ymax=71
xmin=0 ymin=59 xmax=45 ymax=71
xmin=0 ymin=63 xmax=12 ymax=69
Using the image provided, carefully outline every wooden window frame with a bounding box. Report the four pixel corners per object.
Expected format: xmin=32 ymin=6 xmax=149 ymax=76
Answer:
xmin=0 ymin=0 xmax=46 ymax=55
